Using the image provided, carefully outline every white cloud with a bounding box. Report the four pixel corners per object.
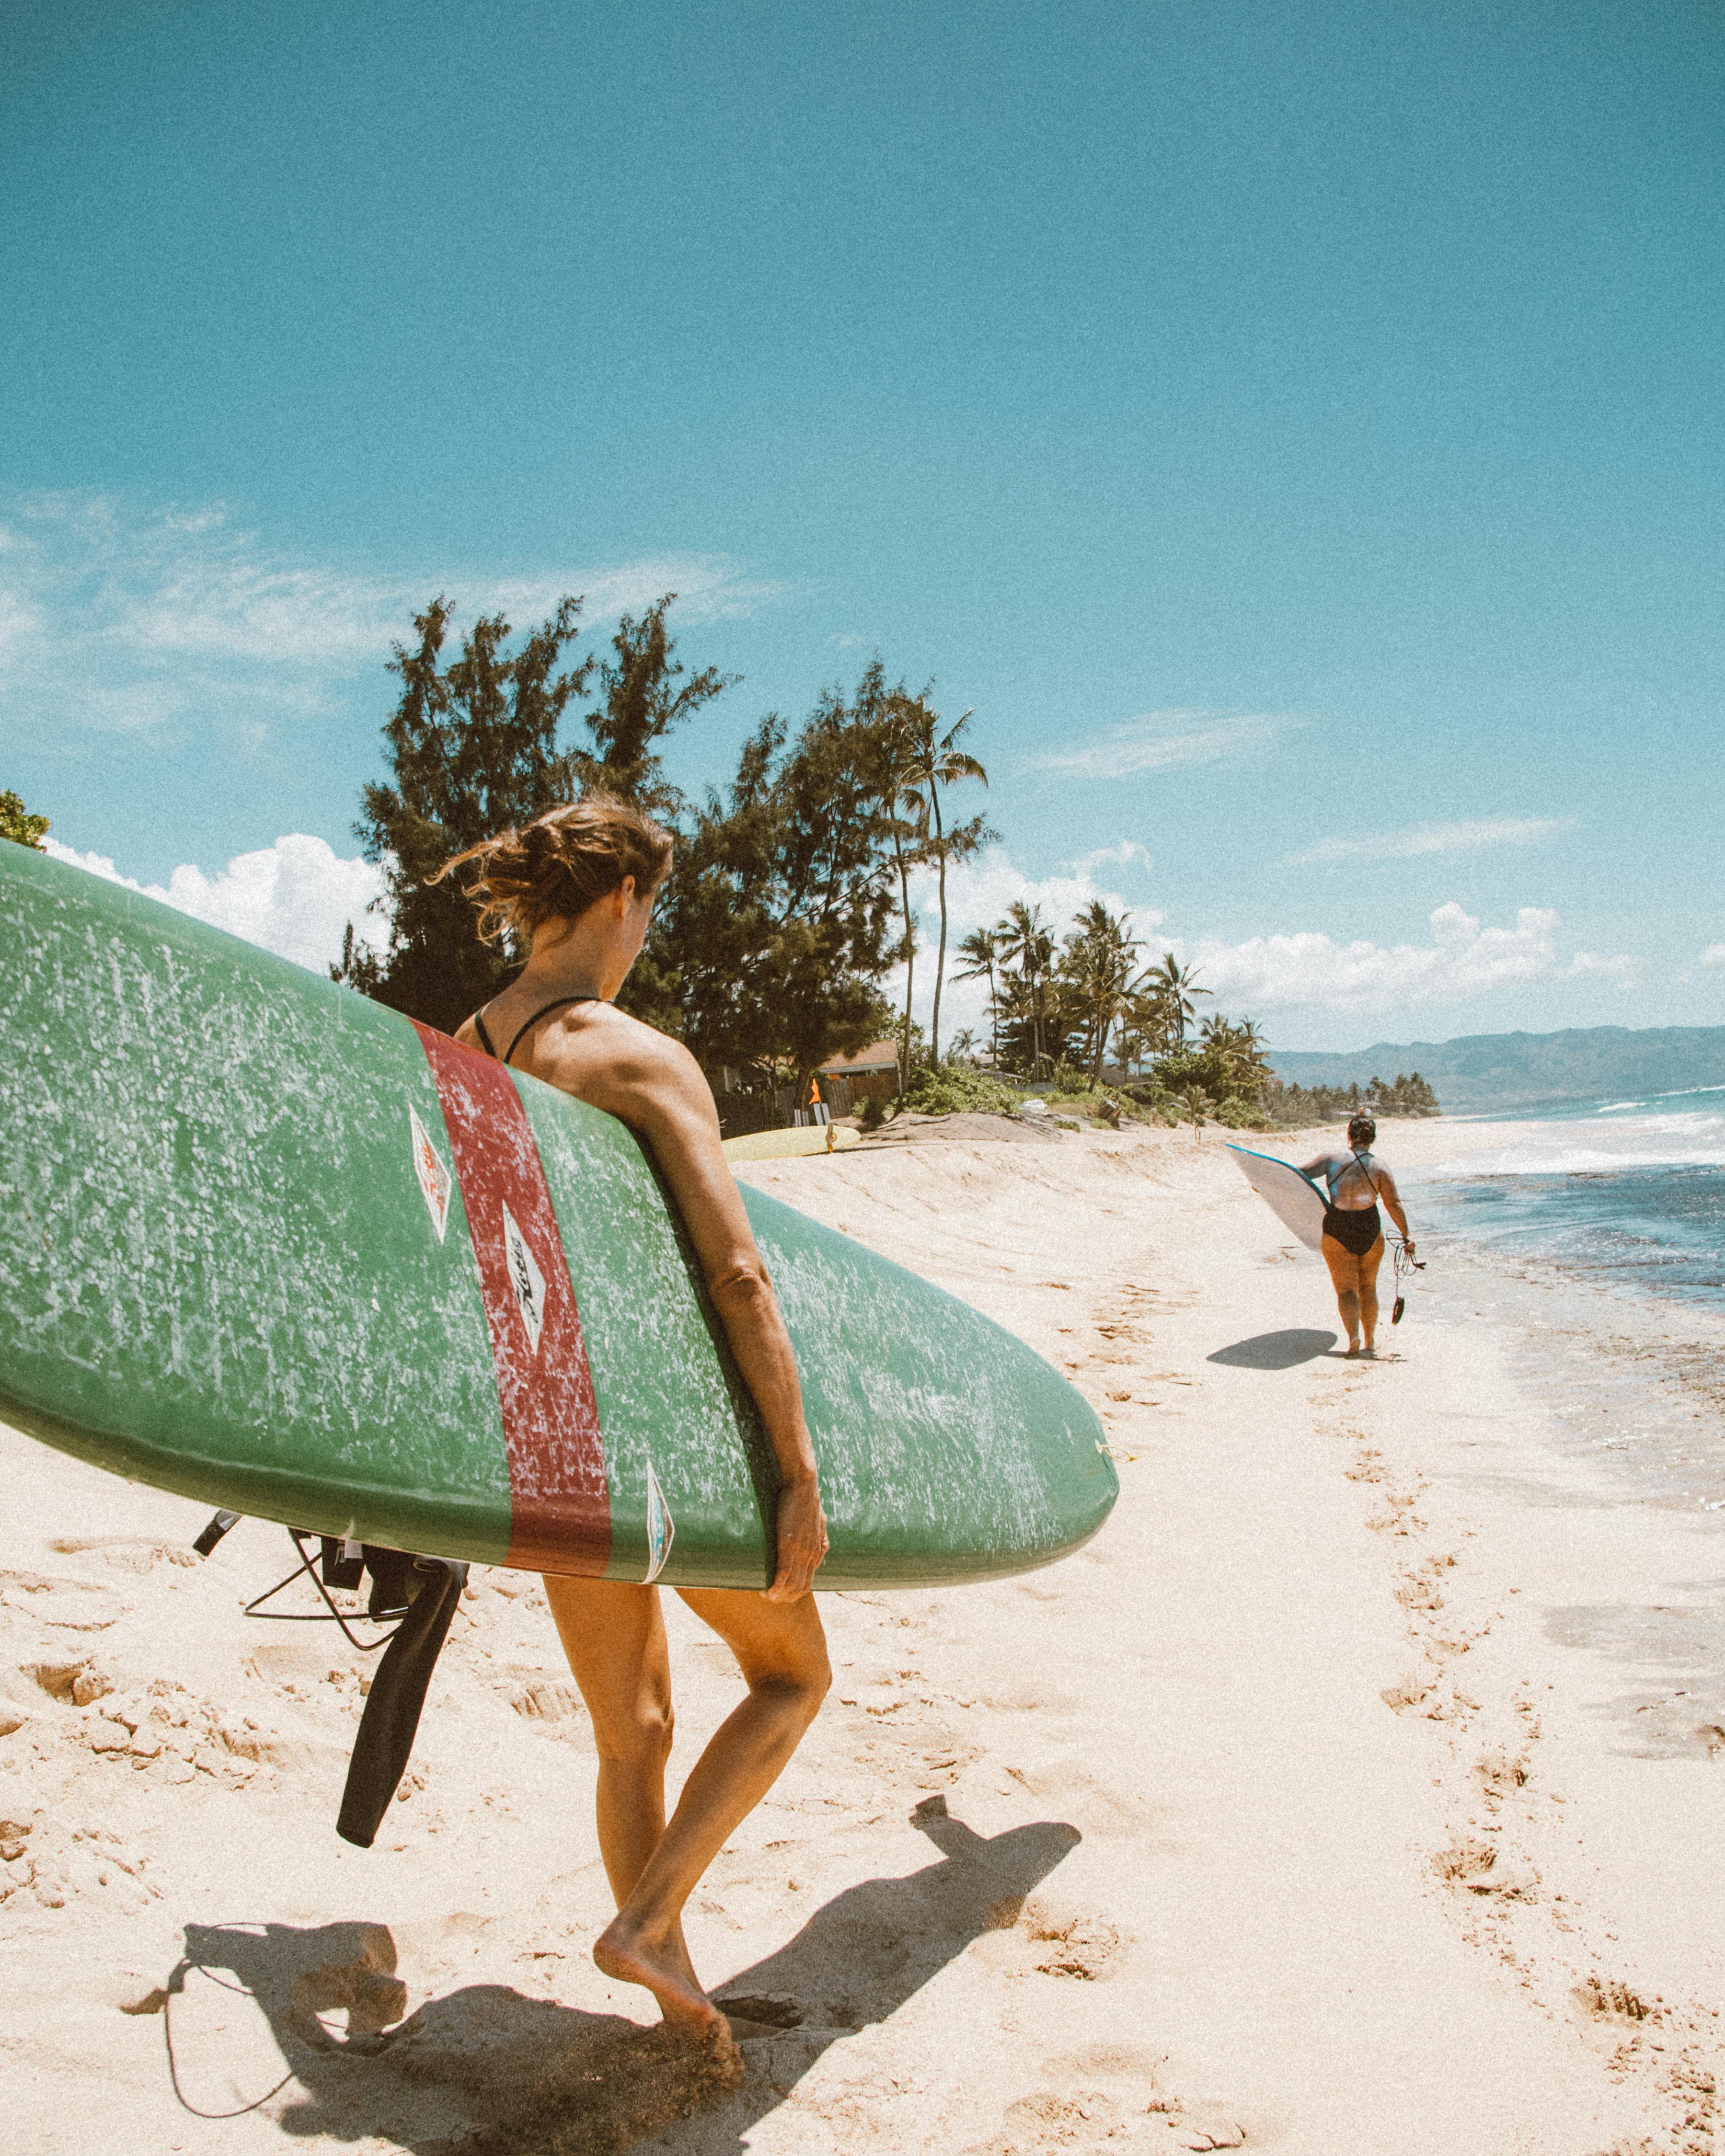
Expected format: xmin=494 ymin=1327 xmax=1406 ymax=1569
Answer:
xmin=0 ymin=492 xmax=779 ymax=743
xmin=884 ymin=848 xmax=1643 ymax=1043
xmin=1187 ymin=901 xmax=1640 ymax=1014
xmin=889 ymin=849 xmax=1644 ymax=1040
xmin=0 ymin=585 xmax=42 ymax=666
xmin=1559 ymin=948 xmax=1641 ymax=989
xmin=1026 ymin=709 xmax=1300 ymax=780
xmin=1285 ymin=815 xmax=1576 ymax=866
xmin=1702 ymin=943 xmax=1725 ymax=968
xmin=44 ymin=833 xmax=389 ymax=977
xmin=886 ymin=843 xmax=1164 ymax=1038
xmin=1069 ymin=838 xmax=1153 ymax=876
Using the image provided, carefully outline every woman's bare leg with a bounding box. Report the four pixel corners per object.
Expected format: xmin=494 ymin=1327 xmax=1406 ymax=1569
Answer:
xmin=543 ymin=1575 xmax=707 ymax=2012
xmin=593 ymin=1587 xmax=830 ymax=2028
xmin=1357 ymin=1236 xmax=1386 ymax=1351
xmin=1321 ymin=1236 xmax=1364 ymax=1350
xmin=544 ymin=1576 xmax=674 ymax=1902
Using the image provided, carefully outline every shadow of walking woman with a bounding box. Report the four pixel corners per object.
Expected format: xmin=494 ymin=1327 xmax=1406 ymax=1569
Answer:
xmin=142 ymin=1800 xmax=1081 ymax=2155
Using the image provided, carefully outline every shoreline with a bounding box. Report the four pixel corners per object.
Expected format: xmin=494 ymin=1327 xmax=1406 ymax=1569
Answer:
xmin=1375 ymin=1115 xmax=1725 ymax=1518
xmin=1 ymin=1117 xmax=1722 ymax=2149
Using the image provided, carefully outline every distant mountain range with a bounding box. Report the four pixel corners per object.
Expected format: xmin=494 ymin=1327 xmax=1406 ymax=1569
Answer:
xmin=1265 ymin=1025 xmax=1725 ymax=1114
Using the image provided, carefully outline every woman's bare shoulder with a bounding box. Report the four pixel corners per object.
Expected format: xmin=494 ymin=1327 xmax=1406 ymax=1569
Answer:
xmin=554 ymin=1006 xmax=708 ymax=1104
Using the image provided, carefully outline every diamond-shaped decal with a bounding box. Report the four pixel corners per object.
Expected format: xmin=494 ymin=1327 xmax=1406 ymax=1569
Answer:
xmin=408 ymin=1104 xmax=452 ymax=1242
xmin=643 ymin=1459 xmax=675 ymax=1583
xmin=501 ymin=1202 xmax=547 ymax=1355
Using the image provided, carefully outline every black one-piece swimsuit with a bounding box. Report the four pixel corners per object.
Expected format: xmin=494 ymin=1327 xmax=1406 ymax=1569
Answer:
xmin=1322 ymin=1153 xmax=1382 ymax=1255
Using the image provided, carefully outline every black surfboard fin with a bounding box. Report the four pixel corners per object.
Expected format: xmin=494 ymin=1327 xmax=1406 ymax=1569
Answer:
xmin=336 ymin=1555 xmax=467 ymax=1849
xmin=192 ymin=1509 xmax=242 ymax=1557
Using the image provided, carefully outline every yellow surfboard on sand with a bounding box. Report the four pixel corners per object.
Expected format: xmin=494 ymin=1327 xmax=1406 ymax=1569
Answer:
xmin=722 ymin=1125 xmax=862 ymax=1162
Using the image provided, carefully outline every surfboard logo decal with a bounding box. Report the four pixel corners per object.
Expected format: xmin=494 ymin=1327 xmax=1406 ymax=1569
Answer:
xmin=408 ymin=1104 xmax=452 ymax=1242
xmin=409 ymin=1021 xmax=611 ymax=1577
xmin=643 ymin=1459 xmax=675 ymax=1584
xmin=500 ymin=1202 xmax=547 ymax=1355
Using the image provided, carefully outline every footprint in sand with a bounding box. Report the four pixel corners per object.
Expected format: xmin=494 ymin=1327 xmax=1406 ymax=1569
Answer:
xmin=1431 ymin=1839 xmax=1537 ymax=1901
xmin=498 ymin=1671 xmax=588 ymax=1727
xmin=1018 ymin=1896 xmax=1122 ymax=1980
xmin=964 ymin=2048 xmax=1246 ymax=2156
xmin=1 ymin=1571 xmax=124 ymax=1632
xmin=1574 ymin=1975 xmax=1657 ymax=2028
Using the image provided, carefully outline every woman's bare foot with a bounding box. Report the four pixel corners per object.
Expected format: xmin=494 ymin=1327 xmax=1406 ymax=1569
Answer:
xmin=595 ymin=1914 xmax=728 ymax=2034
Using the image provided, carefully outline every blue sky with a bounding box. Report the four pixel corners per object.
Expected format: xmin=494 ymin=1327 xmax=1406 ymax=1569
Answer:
xmin=4 ymin=0 xmax=1722 ymax=1049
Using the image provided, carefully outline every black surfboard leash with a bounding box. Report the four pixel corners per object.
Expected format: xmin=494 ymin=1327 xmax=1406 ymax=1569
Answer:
xmin=190 ymin=1516 xmax=466 ymax=1848
xmin=1389 ymin=1231 xmax=1426 ymax=1325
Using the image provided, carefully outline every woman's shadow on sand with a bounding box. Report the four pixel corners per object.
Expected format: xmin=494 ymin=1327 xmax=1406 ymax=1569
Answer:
xmin=1208 ymin=1327 xmax=1337 ymax=1370
xmin=152 ymin=1799 xmax=1080 ymax=2156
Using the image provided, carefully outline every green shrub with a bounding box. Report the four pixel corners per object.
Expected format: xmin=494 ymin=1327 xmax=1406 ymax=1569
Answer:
xmin=899 ymin=1065 xmax=1023 ymax=1118
xmin=1123 ymin=1082 xmax=1182 ymax=1123
xmin=858 ymin=1093 xmax=888 ymax=1132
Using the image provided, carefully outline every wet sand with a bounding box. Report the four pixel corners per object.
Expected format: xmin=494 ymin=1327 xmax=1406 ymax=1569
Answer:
xmin=2 ymin=1117 xmax=1723 ymax=2152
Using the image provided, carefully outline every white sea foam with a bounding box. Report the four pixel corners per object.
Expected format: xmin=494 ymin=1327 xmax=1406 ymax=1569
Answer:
xmin=1414 ymin=1100 xmax=1725 ymax=1181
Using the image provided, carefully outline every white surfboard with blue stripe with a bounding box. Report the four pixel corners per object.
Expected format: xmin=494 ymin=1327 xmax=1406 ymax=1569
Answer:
xmin=1226 ymin=1145 xmax=1328 ymax=1253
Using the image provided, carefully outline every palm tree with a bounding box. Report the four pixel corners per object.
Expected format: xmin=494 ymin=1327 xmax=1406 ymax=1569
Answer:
xmin=1143 ymin=952 xmax=1210 ymax=1055
xmin=996 ymin=900 xmax=1054 ymax=1077
xmin=946 ymin=1027 xmax=979 ymax=1066
xmin=1180 ymin=1084 xmax=1208 ymax=1140
xmin=992 ymin=965 xmax=1037 ymax=1073
xmin=952 ymin=927 xmax=1003 ymax=1065
xmin=1199 ymin=1013 xmax=1272 ymax=1103
xmin=888 ymin=694 xmax=989 ymax=1066
xmin=1115 ymin=1023 xmax=1151 ymax=1078
xmin=875 ymin=708 xmax=928 ymax=1095
xmin=1062 ymin=900 xmax=1144 ymax=1089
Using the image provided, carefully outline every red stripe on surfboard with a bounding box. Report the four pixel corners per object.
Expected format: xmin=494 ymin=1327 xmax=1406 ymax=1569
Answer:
xmin=413 ymin=1021 xmax=611 ymax=1576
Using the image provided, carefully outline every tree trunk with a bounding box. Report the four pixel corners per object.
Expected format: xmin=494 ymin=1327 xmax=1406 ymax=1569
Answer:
xmin=930 ymin=780 xmax=947 ymax=1065
xmin=892 ymin=823 xmax=914 ymax=1095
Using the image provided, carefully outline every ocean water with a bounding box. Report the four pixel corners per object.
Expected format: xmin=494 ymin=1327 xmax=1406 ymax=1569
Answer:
xmin=1397 ymin=1089 xmax=1725 ymax=1514
xmin=1405 ymin=1088 xmax=1725 ymax=1313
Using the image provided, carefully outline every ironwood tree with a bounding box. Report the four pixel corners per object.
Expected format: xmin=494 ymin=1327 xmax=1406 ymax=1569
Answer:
xmin=338 ymin=594 xmax=728 ymax=1033
xmin=656 ymin=665 xmax=902 ymax=1088
xmin=0 ymin=790 xmax=49 ymax=850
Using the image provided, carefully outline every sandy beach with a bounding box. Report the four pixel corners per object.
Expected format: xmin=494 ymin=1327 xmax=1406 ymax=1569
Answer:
xmin=3 ymin=1114 xmax=1723 ymax=2154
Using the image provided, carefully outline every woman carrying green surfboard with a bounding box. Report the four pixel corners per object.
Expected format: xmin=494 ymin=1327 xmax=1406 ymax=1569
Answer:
xmin=442 ymin=792 xmax=833 ymax=2039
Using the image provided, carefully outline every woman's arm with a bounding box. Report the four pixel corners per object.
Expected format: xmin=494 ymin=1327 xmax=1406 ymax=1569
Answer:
xmin=1374 ymin=1163 xmax=1413 ymax=1249
xmin=556 ymin=1027 xmax=829 ymax=1601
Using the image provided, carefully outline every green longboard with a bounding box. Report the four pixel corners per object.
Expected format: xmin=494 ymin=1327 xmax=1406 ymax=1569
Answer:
xmin=0 ymin=846 xmax=1115 ymax=1589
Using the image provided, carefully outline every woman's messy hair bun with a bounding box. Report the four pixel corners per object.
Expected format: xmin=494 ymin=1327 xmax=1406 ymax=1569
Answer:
xmin=433 ymin=792 xmax=673 ymax=947
xmin=1346 ymin=1112 xmax=1377 ymax=1147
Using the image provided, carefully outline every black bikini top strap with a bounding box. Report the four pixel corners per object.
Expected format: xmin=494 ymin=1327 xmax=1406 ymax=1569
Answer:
xmin=502 ymin=996 xmax=600 ymax=1067
xmin=1327 ymin=1148 xmax=1379 ymax=1199
xmin=472 ymin=1009 xmax=500 ymax=1060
